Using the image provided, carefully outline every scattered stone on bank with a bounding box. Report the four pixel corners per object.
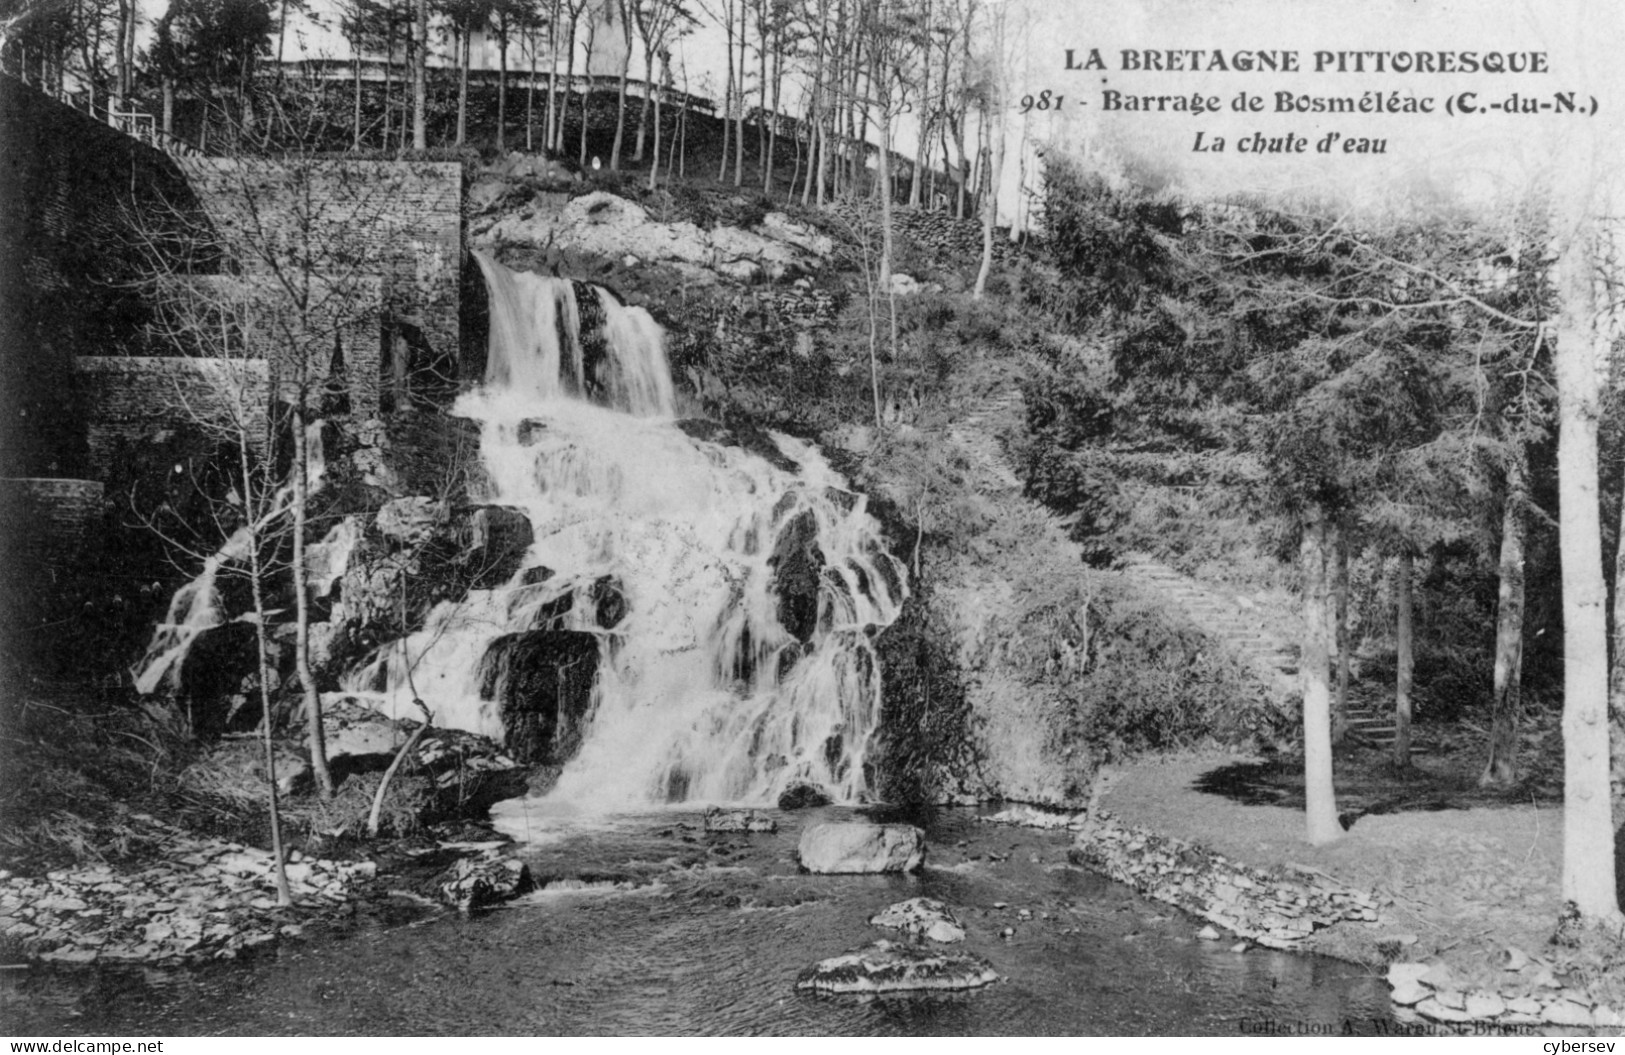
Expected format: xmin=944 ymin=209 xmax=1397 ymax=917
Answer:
xmin=1067 ymin=817 xmax=1380 ymax=951
xmin=869 ymin=898 xmax=966 ymax=943
xmin=1 ymin=813 xmax=375 ymax=967
xmin=435 ymin=854 xmax=533 ymax=912
xmin=703 ymin=808 xmax=778 ymax=834
xmin=980 ymin=805 xmax=1089 ymax=831
xmin=777 ymin=781 xmax=832 ymax=810
xmin=797 ymin=940 xmax=998 ymax=994
xmin=798 ymin=823 xmax=925 ymax=874
xmin=1385 ymin=959 xmax=1625 ymax=1031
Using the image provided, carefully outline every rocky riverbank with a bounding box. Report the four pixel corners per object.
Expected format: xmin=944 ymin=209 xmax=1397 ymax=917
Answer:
xmin=0 ymin=812 xmax=374 ymax=966
xmin=0 ymin=696 xmax=543 ymax=969
xmin=1012 ymin=755 xmax=1625 ymax=1036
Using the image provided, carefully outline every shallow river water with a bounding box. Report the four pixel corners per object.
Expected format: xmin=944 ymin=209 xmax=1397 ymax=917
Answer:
xmin=3 ymin=807 xmax=1392 ymax=1036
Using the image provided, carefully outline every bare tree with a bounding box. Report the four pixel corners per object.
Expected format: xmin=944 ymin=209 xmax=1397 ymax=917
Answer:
xmin=1551 ymin=187 xmax=1622 ymax=925
xmin=127 ymin=150 xmax=448 ymax=807
xmin=970 ymin=0 xmax=1010 ymax=298
xmin=608 ymin=0 xmax=632 ymax=167
xmin=413 ymin=0 xmax=428 ymax=148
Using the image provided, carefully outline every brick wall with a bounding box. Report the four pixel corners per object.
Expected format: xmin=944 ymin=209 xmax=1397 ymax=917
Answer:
xmin=0 ymin=478 xmax=105 ymax=567
xmin=182 ymin=274 xmax=384 ymax=418
xmin=0 ymin=74 xmax=200 ymax=477
xmin=74 ymin=357 xmax=271 ymax=478
xmin=184 ymin=158 xmax=462 ymax=407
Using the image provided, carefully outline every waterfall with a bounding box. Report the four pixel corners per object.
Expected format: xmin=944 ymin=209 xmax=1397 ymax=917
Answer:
xmin=348 ymin=253 xmax=907 ymax=808
xmin=130 ymin=422 xmax=332 ymax=695
xmin=132 ymin=524 xmax=252 ymax=695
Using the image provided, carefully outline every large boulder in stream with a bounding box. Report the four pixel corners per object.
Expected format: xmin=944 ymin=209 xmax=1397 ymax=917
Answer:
xmin=778 ymin=780 xmax=832 ymax=810
xmin=435 ymin=855 xmax=533 ymax=912
xmin=869 ymin=898 xmax=966 ymax=943
xmin=703 ymin=808 xmax=777 ymax=833
xmin=797 ymin=940 xmax=998 ymax=994
xmin=798 ymin=823 xmax=925 ymax=874
xmin=477 ymin=630 xmax=599 ymax=764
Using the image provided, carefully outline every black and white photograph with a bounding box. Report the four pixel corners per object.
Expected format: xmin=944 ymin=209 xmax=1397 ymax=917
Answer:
xmin=1 ymin=0 xmax=1623 ymax=1039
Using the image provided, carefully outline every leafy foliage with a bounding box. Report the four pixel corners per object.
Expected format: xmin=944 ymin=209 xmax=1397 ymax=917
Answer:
xmin=1020 ymin=153 xmax=1563 ymax=724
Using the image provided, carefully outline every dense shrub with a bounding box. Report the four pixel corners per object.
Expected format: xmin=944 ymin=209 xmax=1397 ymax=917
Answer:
xmin=869 ymin=575 xmax=982 ymax=805
xmin=1058 ymin=576 xmax=1282 ymax=761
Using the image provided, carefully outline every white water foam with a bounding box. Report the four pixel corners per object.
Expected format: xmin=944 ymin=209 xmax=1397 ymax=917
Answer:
xmin=350 ymin=253 xmax=906 ymax=810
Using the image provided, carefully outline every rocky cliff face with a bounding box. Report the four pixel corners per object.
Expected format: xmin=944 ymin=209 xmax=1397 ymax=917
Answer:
xmin=137 ymin=177 xmax=1109 ymax=808
xmin=459 ymin=180 xmax=1100 ymax=808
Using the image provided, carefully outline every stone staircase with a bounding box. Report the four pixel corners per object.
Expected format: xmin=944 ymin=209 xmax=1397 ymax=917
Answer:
xmin=1119 ymin=554 xmax=1302 ymax=708
xmin=951 ymin=380 xmax=1404 ymax=748
xmin=1342 ymin=703 xmax=1400 ymax=749
xmin=1121 ymin=555 xmax=1403 ymax=748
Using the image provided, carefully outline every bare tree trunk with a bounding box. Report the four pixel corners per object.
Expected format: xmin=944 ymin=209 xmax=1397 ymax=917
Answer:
xmin=718 ymin=0 xmax=733 ymax=183
xmin=240 ymin=443 xmax=293 ymax=907
xmin=1394 ymin=548 xmax=1414 ymax=768
xmin=352 ymin=47 xmax=363 ymax=150
xmin=114 ymin=0 xmax=130 ymax=103
xmin=787 ymin=113 xmax=802 ymax=202
xmin=1554 ymin=217 xmax=1621 ymax=922
xmin=384 ymin=12 xmax=396 ymax=146
xmin=610 ymin=0 xmax=631 ymax=169
xmin=876 ymin=92 xmax=894 ymax=290
xmin=733 ymin=0 xmax=745 ymax=186
xmin=1301 ymin=510 xmax=1343 ymax=844
xmin=676 ymin=65 xmax=687 ymax=177
xmin=755 ymin=0 xmax=767 ymax=175
xmin=557 ymin=13 xmax=578 ymax=154
xmin=413 ymin=0 xmax=428 ymax=150
xmin=578 ymin=20 xmax=596 ymax=168
xmin=1482 ymin=452 xmax=1527 ymax=786
xmin=951 ymin=113 xmax=967 ymax=218
xmin=764 ymin=42 xmax=781 ymax=194
xmin=497 ymin=18 xmax=509 ymax=151
xmin=527 ymin=28 xmax=536 ymax=151
xmin=1332 ymin=518 xmax=1351 ymax=744
xmin=972 ymin=102 xmax=1002 ymax=298
xmin=456 ymin=26 xmax=469 ymax=147
xmin=545 ymin=0 xmax=565 ymax=152
xmin=910 ymin=0 xmax=931 ymax=208
xmin=291 ymin=406 xmax=333 ymax=800
xmin=647 ymin=57 xmax=663 ymax=189
xmin=633 ymin=51 xmax=653 ymax=161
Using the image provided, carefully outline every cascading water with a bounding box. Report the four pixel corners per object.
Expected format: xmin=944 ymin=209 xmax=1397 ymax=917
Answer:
xmin=345 ymin=252 xmax=906 ymax=808
xmin=132 ymin=424 xmax=333 ymax=695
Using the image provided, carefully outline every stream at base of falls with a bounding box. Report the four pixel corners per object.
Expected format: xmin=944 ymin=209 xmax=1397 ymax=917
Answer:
xmin=1 ymin=807 xmax=1392 ymax=1036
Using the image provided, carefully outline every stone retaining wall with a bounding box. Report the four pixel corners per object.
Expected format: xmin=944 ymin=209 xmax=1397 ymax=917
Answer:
xmin=1053 ymin=810 xmax=1623 ymax=1034
xmin=1067 ymin=815 xmax=1379 ymax=950
xmin=1386 ymin=960 xmax=1625 ymax=1030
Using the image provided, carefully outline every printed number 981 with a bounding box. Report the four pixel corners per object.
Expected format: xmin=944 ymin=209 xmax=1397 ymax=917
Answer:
xmin=1019 ymin=91 xmax=1063 ymax=113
